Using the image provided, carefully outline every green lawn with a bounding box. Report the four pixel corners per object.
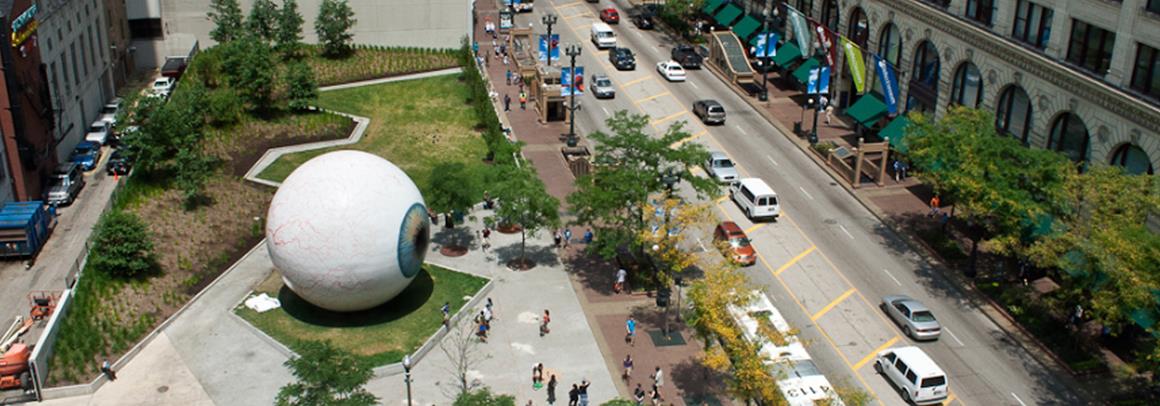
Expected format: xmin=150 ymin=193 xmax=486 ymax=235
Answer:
xmin=237 ymin=264 xmax=488 ymax=366
xmin=257 ymin=74 xmax=488 ymax=197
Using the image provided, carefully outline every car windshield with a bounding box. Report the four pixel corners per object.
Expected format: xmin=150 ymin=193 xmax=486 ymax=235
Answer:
xmin=714 ymin=159 xmax=734 ymax=168
xmin=101 ymin=106 xmax=117 ymax=115
xmin=597 ymin=32 xmax=613 ymax=38
xmin=911 ymin=310 xmax=936 ymax=322
xmin=730 ymin=237 xmax=750 ymax=248
xmin=153 ymin=80 xmax=168 ymax=87
xmin=595 ymin=79 xmax=611 ymax=87
xmin=89 ymin=124 xmax=104 ymax=132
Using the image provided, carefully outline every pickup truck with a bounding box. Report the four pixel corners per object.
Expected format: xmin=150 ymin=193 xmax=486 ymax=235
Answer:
xmin=671 ymin=45 xmax=702 ymax=69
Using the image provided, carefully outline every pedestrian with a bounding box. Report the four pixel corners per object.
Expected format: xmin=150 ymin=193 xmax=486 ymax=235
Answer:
xmin=615 ymin=268 xmax=628 ymax=293
xmin=482 ymin=227 xmax=492 ymax=252
xmin=1071 ymin=304 xmax=1084 ymax=326
xmin=486 ymin=297 xmax=496 ymax=320
xmin=503 ymin=54 xmax=509 ymax=67
xmin=583 ymin=228 xmax=594 ymax=244
xmin=577 ymin=379 xmax=590 ymax=406
xmin=477 ymin=318 xmax=489 ymax=342
xmin=505 ymin=69 xmax=512 ymax=85
xmin=494 ymin=41 xmax=500 ymax=56
xmin=532 ymin=363 xmax=544 ymax=387
xmin=504 ymin=94 xmax=511 ymax=111
xmin=622 ymin=354 xmax=634 ymax=381
xmin=568 ymin=384 xmax=579 ymax=406
xmin=625 ymin=316 xmax=636 ymax=346
xmin=825 ymin=104 xmax=834 ymax=126
xmin=540 ymin=309 xmax=551 ymax=336
xmin=547 ymin=375 xmax=558 ymax=404
xmin=563 ymin=228 xmax=572 ymax=248
xmin=900 ymin=161 xmax=909 ymax=179
xmin=893 ymin=159 xmax=902 ymax=182
xmin=554 ymin=229 xmax=563 ymax=248
xmin=100 ymin=359 xmax=117 ymax=381
xmin=633 ymin=383 xmax=646 ymax=405
xmin=482 ymin=304 xmax=493 ymax=323
xmin=519 ymin=91 xmax=527 ymax=110
xmin=649 ymin=385 xmax=662 ymax=405
xmin=928 ymin=195 xmax=941 ymax=217
xmin=651 ymin=366 xmax=664 ymax=389
xmin=442 ymin=302 xmax=451 ymax=327
xmin=483 ymin=191 xmax=494 ymax=209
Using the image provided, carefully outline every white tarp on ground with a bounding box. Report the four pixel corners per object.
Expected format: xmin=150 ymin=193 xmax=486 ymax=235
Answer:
xmin=244 ymin=293 xmax=281 ymax=313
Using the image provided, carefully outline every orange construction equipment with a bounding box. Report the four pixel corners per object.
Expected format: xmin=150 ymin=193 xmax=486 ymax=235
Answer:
xmin=29 ymin=291 xmax=60 ymax=321
xmin=0 ymin=343 xmax=32 ymax=390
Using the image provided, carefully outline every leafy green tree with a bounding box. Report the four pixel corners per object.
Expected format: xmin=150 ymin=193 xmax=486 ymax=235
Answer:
xmin=247 ymin=0 xmax=280 ymax=41
xmin=567 ymin=111 xmax=717 ymax=261
xmin=427 ymin=162 xmax=480 ymax=228
xmin=600 ymin=400 xmax=637 ymax=406
xmin=315 ymin=0 xmax=357 ymax=58
xmin=89 ymin=211 xmax=158 ymax=279
xmin=453 ymin=387 xmax=515 ymax=406
xmin=208 ymin=0 xmax=245 ymax=43
xmin=906 ymin=106 xmax=1072 ymax=274
xmin=276 ymin=340 xmax=377 ymax=406
xmin=220 ymin=37 xmax=277 ymax=112
xmin=174 ymin=146 xmax=218 ymax=210
xmin=639 ymin=198 xmax=712 ymax=286
xmin=125 ymin=95 xmax=202 ymax=176
xmin=275 ymin=0 xmax=305 ymax=56
xmin=488 ymin=162 xmax=560 ymax=268
xmin=285 ymin=62 xmax=319 ymax=111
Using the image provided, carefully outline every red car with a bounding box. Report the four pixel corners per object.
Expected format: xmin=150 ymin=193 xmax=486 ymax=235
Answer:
xmin=600 ymin=8 xmax=620 ymax=24
xmin=714 ymin=221 xmax=756 ymax=266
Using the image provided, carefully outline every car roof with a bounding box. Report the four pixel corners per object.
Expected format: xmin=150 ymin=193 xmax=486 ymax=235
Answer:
xmin=55 ymin=162 xmax=78 ymax=172
xmin=886 ymin=295 xmax=930 ymax=312
xmin=698 ymin=99 xmax=722 ymax=106
xmin=75 ymin=141 xmax=99 ymax=148
xmin=717 ymin=221 xmax=744 ymax=233
xmin=882 ymin=346 xmax=945 ymax=377
xmin=709 ymin=151 xmax=729 ymax=160
xmin=593 ymin=74 xmax=609 ymax=80
xmin=736 ymin=178 xmax=776 ymax=195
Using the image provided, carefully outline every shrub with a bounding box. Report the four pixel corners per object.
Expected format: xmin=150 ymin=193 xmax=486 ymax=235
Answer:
xmin=206 ymin=89 xmax=244 ymax=126
xmin=88 ymin=210 xmax=158 ymax=279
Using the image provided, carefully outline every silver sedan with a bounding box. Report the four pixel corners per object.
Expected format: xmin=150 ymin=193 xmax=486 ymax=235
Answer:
xmin=882 ymin=295 xmax=941 ymax=340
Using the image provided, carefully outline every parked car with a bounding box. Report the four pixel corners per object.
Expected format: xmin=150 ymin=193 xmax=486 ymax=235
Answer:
xmin=656 ymin=61 xmax=686 ymax=82
xmin=591 ymin=74 xmax=615 ymax=99
xmin=714 ymin=221 xmax=756 ymax=266
xmin=106 ymin=149 xmax=132 ymax=176
xmin=85 ymin=120 xmax=112 ymax=145
xmin=671 ymin=45 xmax=703 ymax=69
xmin=631 ymin=13 xmax=654 ymax=30
xmin=693 ymin=99 xmax=726 ymax=124
xmin=882 ymin=295 xmax=942 ymax=340
xmin=100 ymin=97 xmax=123 ymax=126
xmin=69 ymin=141 xmax=102 ymax=171
xmin=600 ymin=8 xmax=620 ymax=24
xmin=609 ymin=47 xmax=636 ymax=70
xmin=874 ymin=347 xmax=949 ymax=405
xmin=46 ymin=163 xmax=85 ymax=206
xmin=151 ymin=76 xmax=176 ymax=99
xmin=704 ymin=151 xmax=739 ymax=183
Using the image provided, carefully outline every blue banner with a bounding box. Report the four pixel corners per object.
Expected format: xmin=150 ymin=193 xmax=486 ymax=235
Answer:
xmin=538 ymin=34 xmax=560 ymax=62
xmin=874 ymin=54 xmax=899 ymax=114
xmin=562 ymin=66 xmax=585 ymax=96
xmin=807 ymin=66 xmax=830 ymax=95
xmin=749 ymin=32 xmax=778 ymax=58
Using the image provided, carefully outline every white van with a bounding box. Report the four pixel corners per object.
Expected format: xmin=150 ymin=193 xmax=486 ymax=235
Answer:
xmin=730 ymin=178 xmax=780 ymax=221
xmin=874 ymin=346 xmax=949 ymax=405
xmin=590 ymin=22 xmax=616 ymax=49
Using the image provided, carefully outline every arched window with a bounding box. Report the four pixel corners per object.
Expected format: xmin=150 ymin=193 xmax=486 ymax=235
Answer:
xmin=847 ymin=8 xmax=869 ymax=47
xmin=1047 ymin=113 xmax=1090 ymax=164
xmin=996 ymin=86 xmax=1033 ymax=143
xmin=795 ymin=0 xmax=815 ymax=18
xmin=906 ymin=41 xmax=941 ymax=114
xmin=1110 ymin=144 xmax=1155 ymax=175
xmin=877 ymin=23 xmax=902 ymax=67
xmin=950 ymin=62 xmax=983 ymax=108
xmin=821 ymin=0 xmax=840 ymax=31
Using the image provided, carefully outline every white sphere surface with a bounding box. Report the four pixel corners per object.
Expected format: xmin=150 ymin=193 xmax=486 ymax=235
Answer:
xmin=265 ymin=150 xmax=430 ymax=312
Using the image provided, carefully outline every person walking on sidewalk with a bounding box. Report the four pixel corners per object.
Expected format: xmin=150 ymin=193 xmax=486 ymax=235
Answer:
xmin=547 ymin=375 xmax=558 ymax=404
xmin=651 ymin=366 xmax=664 ymax=390
xmin=568 ymin=384 xmax=579 ymax=406
xmin=633 ymin=383 xmax=646 ymax=405
xmin=100 ymin=360 xmax=117 ymax=381
xmin=540 ymin=309 xmax=551 ymax=336
xmin=519 ymin=91 xmax=527 ymax=110
xmin=554 ymin=229 xmax=563 ymax=248
xmin=583 ymin=228 xmax=594 ymax=244
xmin=577 ymin=379 xmax=591 ymax=406
xmin=625 ymin=316 xmax=636 ymax=346
xmin=532 ymin=363 xmax=544 ymax=388
xmin=893 ymin=159 xmax=902 ymax=182
xmin=622 ymin=354 xmax=634 ymax=382
xmin=563 ymin=228 xmax=572 ymax=248
xmin=615 ymin=268 xmax=627 ymax=293
xmin=441 ymin=302 xmax=451 ymax=328
xmin=504 ymin=94 xmax=511 ymax=111
xmin=928 ymin=195 xmax=941 ymax=217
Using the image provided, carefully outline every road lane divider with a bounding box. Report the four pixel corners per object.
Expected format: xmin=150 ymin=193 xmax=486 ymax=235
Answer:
xmin=853 ymin=335 xmax=900 ymax=370
xmin=621 ymin=75 xmax=653 ymax=87
xmin=744 ymin=223 xmax=766 ymax=234
xmin=811 ymin=288 xmax=856 ymax=321
xmin=774 ymin=246 xmax=815 ymax=276
xmin=651 ymin=111 xmax=688 ymax=127
xmin=670 ymin=129 xmax=708 ymax=148
xmin=555 ymin=0 xmax=586 ymax=9
xmin=634 ymin=91 xmax=672 ymax=104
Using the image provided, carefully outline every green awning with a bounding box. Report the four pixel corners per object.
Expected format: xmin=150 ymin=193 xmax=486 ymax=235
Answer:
xmin=791 ymin=57 xmax=820 ymax=85
xmin=880 ymin=114 xmax=911 ymax=152
xmin=714 ymin=4 xmax=743 ymax=27
xmin=702 ymin=0 xmax=724 ymax=15
xmin=732 ymin=15 xmax=761 ymax=39
xmin=845 ymin=94 xmax=887 ymax=128
xmin=771 ymin=42 xmax=802 ymax=67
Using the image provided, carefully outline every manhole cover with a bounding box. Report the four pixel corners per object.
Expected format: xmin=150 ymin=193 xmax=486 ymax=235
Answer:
xmin=823 ymin=219 xmax=838 ymax=224
xmin=157 ymin=385 xmax=169 ymax=393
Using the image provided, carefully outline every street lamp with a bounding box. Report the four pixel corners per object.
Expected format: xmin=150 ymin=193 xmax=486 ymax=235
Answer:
xmin=654 ymin=168 xmax=681 ymax=338
xmin=542 ymin=13 xmax=558 ymax=66
xmin=565 ymin=43 xmax=582 ymax=147
xmin=403 ymin=355 xmax=413 ymax=406
xmin=808 ymin=48 xmax=827 ymax=146
xmin=758 ymin=11 xmax=773 ymax=101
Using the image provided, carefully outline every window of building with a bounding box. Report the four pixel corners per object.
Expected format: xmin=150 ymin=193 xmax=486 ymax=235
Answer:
xmin=965 ymin=0 xmax=996 ymax=26
xmin=1047 ymin=113 xmax=1089 ymax=164
xmin=996 ymin=85 xmax=1033 ymax=143
xmin=923 ymin=0 xmax=951 ymax=8
xmin=1148 ymin=0 xmax=1160 ymax=14
xmin=951 ymin=62 xmax=983 ymax=108
xmin=129 ymin=19 xmax=163 ymax=39
xmin=878 ymin=23 xmax=902 ymax=67
xmin=821 ymin=0 xmax=839 ymax=31
xmin=906 ymin=41 xmax=941 ymax=114
xmin=1110 ymin=144 xmax=1154 ymax=175
xmin=70 ymin=44 xmax=80 ymax=87
xmin=81 ymin=33 xmax=89 ymax=77
xmin=1066 ymin=19 xmax=1116 ymax=75
xmin=1012 ymin=0 xmax=1053 ymax=49
xmin=1131 ymin=43 xmax=1160 ymax=99
xmin=848 ymin=8 xmax=869 ymax=47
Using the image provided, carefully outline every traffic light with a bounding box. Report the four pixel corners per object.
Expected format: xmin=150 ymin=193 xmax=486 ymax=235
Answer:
xmin=656 ymin=288 xmax=671 ymax=307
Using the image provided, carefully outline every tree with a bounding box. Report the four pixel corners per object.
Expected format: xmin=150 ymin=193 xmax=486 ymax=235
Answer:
xmin=275 ymin=0 xmax=306 ymax=56
xmin=276 ymin=340 xmax=377 ymax=406
xmin=125 ymin=94 xmax=202 ymax=176
xmin=426 ymin=161 xmax=480 ymax=251
xmin=315 ymin=0 xmax=357 ymax=58
xmin=247 ymin=0 xmax=280 ymax=42
xmin=453 ymin=387 xmax=515 ymax=406
xmin=208 ymin=0 xmax=245 ymax=43
xmin=439 ymin=317 xmax=490 ymax=398
xmin=567 ymin=111 xmax=717 ymax=261
xmin=599 ymin=400 xmax=638 ymax=406
xmin=286 ymin=62 xmax=318 ymax=111
xmin=906 ymin=106 xmax=1072 ymax=274
xmin=174 ymin=146 xmax=218 ymax=210
xmin=488 ymin=162 xmax=560 ymax=269
xmin=639 ymin=198 xmax=712 ymax=286
xmin=89 ymin=210 xmax=158 ymax=279
xmin=220 ymin=37 xmax=277 ymax=112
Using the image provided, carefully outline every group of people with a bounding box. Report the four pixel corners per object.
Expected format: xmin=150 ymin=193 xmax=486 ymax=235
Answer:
xmin=553 ymin=228 xmax=595 ymax=249
xmin=472 ymin=298 xmax=496 ymax=342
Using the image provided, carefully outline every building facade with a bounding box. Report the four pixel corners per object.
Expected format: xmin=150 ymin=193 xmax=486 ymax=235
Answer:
xmin=741 ymin=0 xmax=1160 ymax=174
xmin=104 ymin=0 xmax=135 ymax=89
xmin=1 ymin=0 xmax=58 ymax=201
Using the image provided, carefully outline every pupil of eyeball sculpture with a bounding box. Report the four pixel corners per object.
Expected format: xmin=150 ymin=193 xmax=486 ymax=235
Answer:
xmin=265 ymin=150 xmax=431 ymax=312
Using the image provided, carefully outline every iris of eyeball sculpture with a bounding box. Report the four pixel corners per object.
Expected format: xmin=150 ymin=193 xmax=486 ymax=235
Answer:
xmin=265 ymin=150 xmax=431 ymax=312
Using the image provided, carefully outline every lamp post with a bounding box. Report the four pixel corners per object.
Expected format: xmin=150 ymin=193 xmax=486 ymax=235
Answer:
xmin=654 ymin=168 xmax=680 ymax=338
xmin=758 ymin=8 xmax=774 ymax=101
xmin=808 ymin=48 xmax=827 ymax=146
xmin=565 ymin=44 xmax=582 ymax=147
xmin=542 ymin=13 xmax=558 ymax=66
xmin=403 ymin=355 xmax=413 ymax=406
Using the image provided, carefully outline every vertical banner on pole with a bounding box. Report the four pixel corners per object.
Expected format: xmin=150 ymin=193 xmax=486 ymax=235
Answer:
xmin=750 ymin=32 xmax=779 ymax=58
xmin=807 ymin=66 xmax=831 ymax=95
xmin=561 ymin=67 xmax=585 ymax=96
xmin=786 ymin=6 xmax=810 ymax=56
xmin=841 ymin=36 xmax=866 ymax=94
xmin=874 ymin=54 xmax=900 ymax=114
xmin=538 ymin=34 xmax=559 ymax=62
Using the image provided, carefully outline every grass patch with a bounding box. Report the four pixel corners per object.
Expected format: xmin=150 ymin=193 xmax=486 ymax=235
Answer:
xmin=256 ymin=74 xmax=488 ymax=197
xmin=303 ymin=44 xmax=459 ymax=86
xmin=236 ymin=264 xmax=487 ymax=365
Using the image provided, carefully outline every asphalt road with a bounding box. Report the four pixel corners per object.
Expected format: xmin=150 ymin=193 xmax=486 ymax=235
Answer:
xmin=522 ymin=1 xmax=1083 ymax=404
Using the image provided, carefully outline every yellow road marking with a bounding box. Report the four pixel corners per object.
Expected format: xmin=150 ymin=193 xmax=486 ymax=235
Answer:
xmin=811 ymin=288 xmax=856 ymax=321
xmin=853 ymin=336 xmax=900 ymax=370
xmin=774 ymin=246 xmax=815 ymax=276
xmin=621 ymin=75 xmax=653 ymax=87
xmin=744 ymin=223 xmax=766 ymax=234
xmin=715 ymin=195 xmax=728 ymax=203
xmin=945 ymin=393 xmax=958 ymax=405
xmin=556 ymin=0 xmax=586 ymax=9
xmin=651 ymin=111 xmax=687 ymax=126
xmin=634 ymin=92 xmax=672 ymax=104
xmin=670 ymin=129 xmax=708 ymax=148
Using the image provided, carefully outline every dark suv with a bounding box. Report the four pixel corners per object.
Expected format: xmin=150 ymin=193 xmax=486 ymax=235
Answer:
xmin=671 ymin=45 xmax=703 ymax=69
xmin=609 ymin=47 xmax=636 ymax=70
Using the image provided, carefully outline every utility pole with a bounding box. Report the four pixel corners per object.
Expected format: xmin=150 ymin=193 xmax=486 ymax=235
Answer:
xmin=809 ymin=48 xmax=827 ymax=146
xmin=565 ymin=44 xmax=582 ymax=147
xmin=542 ymin=13 xmax=557 ymax=66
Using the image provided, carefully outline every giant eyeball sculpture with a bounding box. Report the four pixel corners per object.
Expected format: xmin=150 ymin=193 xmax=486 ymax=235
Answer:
xmin=266 ymin=150 xmax=430 ymax=312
